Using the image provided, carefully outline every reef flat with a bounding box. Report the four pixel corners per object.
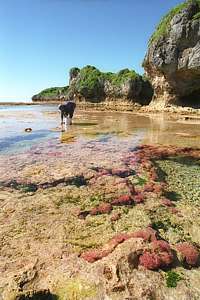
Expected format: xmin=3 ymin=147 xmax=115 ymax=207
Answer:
xmin=0 ymin=106 xmax=200 ymax=299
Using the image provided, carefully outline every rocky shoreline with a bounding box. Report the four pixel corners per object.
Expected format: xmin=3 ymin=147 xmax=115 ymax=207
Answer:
xmin=32 ymin=0 xmax=200 ymax=112
xmin=2 ymin=101 xmax=200 ymax=117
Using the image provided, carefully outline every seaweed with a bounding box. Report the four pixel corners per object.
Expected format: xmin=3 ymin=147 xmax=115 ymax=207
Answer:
xmin=165 ymin=271 xmax=182 ymax=288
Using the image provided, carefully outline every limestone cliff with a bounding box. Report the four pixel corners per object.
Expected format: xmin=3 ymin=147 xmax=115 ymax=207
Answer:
xmin=32 ymin=66 xmax=153 ymax=106
xmin=143 ymin=0 xmax=200 ymax=108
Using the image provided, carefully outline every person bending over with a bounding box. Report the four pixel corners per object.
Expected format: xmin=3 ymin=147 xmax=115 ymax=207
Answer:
xmin=58 ymin=97 xmax=76 ymax=125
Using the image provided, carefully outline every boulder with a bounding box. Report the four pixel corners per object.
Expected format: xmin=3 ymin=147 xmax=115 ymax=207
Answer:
xmin=143 ymin=0 xmax=200 ymax=108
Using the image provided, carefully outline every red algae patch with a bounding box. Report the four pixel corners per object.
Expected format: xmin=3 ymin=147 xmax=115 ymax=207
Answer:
xmin=81 ymin=249 xmax=110 ymax=263
xmin=81 ymin=233 xmax=129 ymax=262
xmin=159 ymin=251 xmax=174 ymax=267
xmin=90 ymin=202 xmax=112 ymax=215
xmin=161 ymin=198 xmax=175 ymax=207
xmin=111 ymin=194 xmax=134 ymax=206
xmin=134 ymin=193 xmax=145 ymax=204
xmin=139 ymin=251 xmax=161 ymax=270
xmin=139 ymin=240 xmax=174 ymax=270
xmin=110 ymin=212 xmax=121 ymax=222
xmin=143 ymin=184 xmax=155 ymax=193
xmin=176 ymin=242 xmax=199 ymax=266
xmin=131 ymin=227 xmax=157 ymax=242
xmin=151 ymin=240 xmax=171 ymax=252
xmin=111 ymin=168 xmax=133 ymax=178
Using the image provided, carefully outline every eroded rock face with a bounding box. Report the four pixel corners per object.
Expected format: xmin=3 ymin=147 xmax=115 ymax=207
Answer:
xmin=143 ymin=1 xmax=200 ymax=108
xmin=32 ymin=66 xmax=153 ymax=106
xmin=67 ymin=66 xmax=153 ymax=105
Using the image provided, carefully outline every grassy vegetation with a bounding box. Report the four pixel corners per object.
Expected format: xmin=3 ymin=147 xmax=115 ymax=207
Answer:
xmin=37 ymin=86 xmax=69 ymax=98
xmin=75 ymin=66 xmax=103 ymax=99
xmin=149 ymin=2 xmax=187 ymax=44
xmin=193 ymin=11 xmax=200 ymax=19
xmin=73 ymin=65 xmax=140 ymax=100
xmin=102 ymin=68 xmax=139 ymax=86
xmin=34 ymin=65 xmax=144 ymax=101
xmin=149 ymin=0 xmax=200 ymax=44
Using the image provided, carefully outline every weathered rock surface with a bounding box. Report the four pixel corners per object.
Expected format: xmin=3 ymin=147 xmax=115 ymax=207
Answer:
xmin=32 ymin=66 xmax=153 ymax=106
xmin=143 ymin=0 xmax=200 ymax=108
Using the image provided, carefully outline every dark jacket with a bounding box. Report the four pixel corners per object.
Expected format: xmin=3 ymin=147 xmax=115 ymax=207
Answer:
xmin=59 ymin=101 xmax=76 ymax=121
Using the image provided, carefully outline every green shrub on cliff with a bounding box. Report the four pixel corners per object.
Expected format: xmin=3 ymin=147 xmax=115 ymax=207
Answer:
xmin=103 ymin=68 xmax=139 ymax=86
xmin=75 ymin=65 xmax=103 ymax=100
xmin=69 ymin=67 xmax=80 ymax=80
xmin=73 ymin=66 xmax=140 ymax=100
xmin=37 ymin=86 xmax=69 ymax=98
xmin=149 ymin=2 xmax=187 ymax=44
xmin=193 ymin=10 xmax=200 ymax=19
xmin=33 ymin=65 xmax=150 ymax=103
xmin=149 ymin=0 xmax=200 ymax=44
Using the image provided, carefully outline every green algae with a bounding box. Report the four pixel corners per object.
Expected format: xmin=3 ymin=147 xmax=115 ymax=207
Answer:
xmin=152 ymin=156 xmax=200 ymax=244
xmin=129 ymin=175 xmax=148 ymax=187
xmin=156 ymin=157 xmax=200 ymax=205
xmin=54 ymin=278 xmax=97 ymax=300
xmin=165 ymin=271 xmax=182 ymax=288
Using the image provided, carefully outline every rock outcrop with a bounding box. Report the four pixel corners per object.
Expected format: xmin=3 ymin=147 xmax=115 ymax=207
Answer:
xmin=32 ymin=66 xmax=153 ymax=106
xmin=67 ymin=66 xmax=153 ymax=105
xmin=32 ymin=86 xmax=69 ymax=102
xmin=143 ymin=0 xmax=200 ymax=108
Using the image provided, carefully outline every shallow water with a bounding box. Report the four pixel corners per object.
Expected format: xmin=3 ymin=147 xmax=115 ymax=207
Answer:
xmin=0 ymin=105 xmax=199 ymax=155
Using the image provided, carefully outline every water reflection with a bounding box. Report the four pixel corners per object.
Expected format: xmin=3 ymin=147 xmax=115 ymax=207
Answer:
xmin=0 ymin=105 xmax=200 ymax=154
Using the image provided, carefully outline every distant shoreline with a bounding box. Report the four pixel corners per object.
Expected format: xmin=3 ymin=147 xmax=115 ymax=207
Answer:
xmin=0 ymin=101 xmax=200 ymax=117
xmin=0 ymin=102 xmax=58 ymax=106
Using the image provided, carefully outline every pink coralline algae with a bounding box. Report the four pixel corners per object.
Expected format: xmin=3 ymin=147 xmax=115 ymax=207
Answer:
xmin=152 ymin=241 xmax=174 ymax=267
xmin=106 ymin=233 xmax=130 ymax=251
xmin=110 ymin=212 xmax=121 ymax=222
xmin=81 ymin=228 xmax=175 ymax=266
xmin=133 ymin=145 xmax=200 ymax=161
xmin=125 ymin=180 xmax=136 ymax=196
xmin=81 ymin=249 xmax=110 ymax=263
xmin=111 ymin=195 xmax=134 ymax=206
xmin=159 ymin=251 xmax=174 ymax=266
xmin=143 ymin=184 xmax=155 ymax=193
xmin=131 ymin=227 xmax=157 ymax=242
xmin=153 ymin=184 xmax=164 ymax=194
xmin=98 ymin=169 xmax=111 ymax=176
xmin=151 ymin=240 xmax=171 ymax=252
xmin=149 ymin=170 xmax=158 ymax=181
xmin=81 ymin=233 xmax=129 ymax=262
xmin=139 ymin=251 xmax=161 ymax=270
xmin=90 ymin=203 xmax=112 ymax=215
xmin=139 ymin=240 xmax=174 ymax=270
xmin=169 ymin=207 xmax=180 ymax=215
xmin=111 ymin=168 xmax=132 ymax=178
xmin=161 ymin=198 xmax=175 ymax=207
xmin=134 ymin=193 xmax=145 ymax=204
xmin=176 ymin=242 xmax=199 ymax=266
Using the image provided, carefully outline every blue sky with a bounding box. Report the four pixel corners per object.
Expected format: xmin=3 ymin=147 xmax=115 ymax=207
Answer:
xmin=0 ymin=0 xmax=182 ymax=101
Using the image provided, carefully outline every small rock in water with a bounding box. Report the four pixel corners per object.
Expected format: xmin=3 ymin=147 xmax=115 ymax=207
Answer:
xmin=24 ymin=128 xmax=32 ymax=132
